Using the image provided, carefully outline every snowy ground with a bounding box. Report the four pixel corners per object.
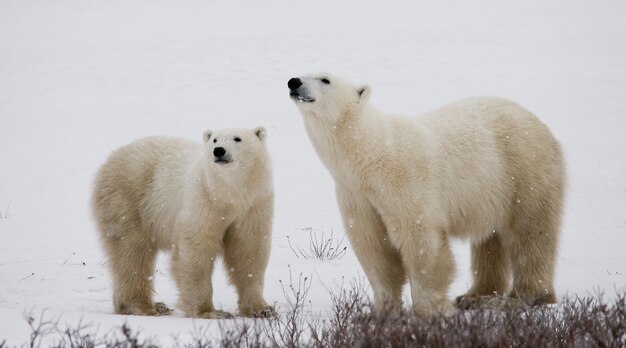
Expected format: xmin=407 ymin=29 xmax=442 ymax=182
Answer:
xmin=1 ymin=0 xmax=625 ymax=345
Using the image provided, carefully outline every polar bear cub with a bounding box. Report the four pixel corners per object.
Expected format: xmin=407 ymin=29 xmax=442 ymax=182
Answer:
xmin=288 ymin=73 xmax=565 ymax=315
xmin=91 ymin=127 xmax=274 ymax=318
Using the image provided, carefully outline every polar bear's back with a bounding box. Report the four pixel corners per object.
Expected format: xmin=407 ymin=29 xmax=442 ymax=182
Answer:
xmin=425 ymin=96 xmax=562 ymax=173
xmin=94 ymin=136 xmax=199 ymax=200
xmin=91 ymin=136 xmax=200 ymax=247
xmin=422 ymin=97 xmax=547 ymax=134
xmin=102 ymin=135 xmax=197 ymax=177
xmin=418 ymin=97 xmax=564 ymax=239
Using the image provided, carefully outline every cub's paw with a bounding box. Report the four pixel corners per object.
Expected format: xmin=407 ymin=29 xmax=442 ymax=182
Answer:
xmin=116 ymin=302 xmax=171 ymax=316
xmin=252 ymin=305 xmax=276 ymax=318
xmin=199 ymin=309 xmax=234 ymax=319
xmin=240 ymin=304 xmax=276 ymax=318
xmin=154 ymin=302 xmax=172 ymax=316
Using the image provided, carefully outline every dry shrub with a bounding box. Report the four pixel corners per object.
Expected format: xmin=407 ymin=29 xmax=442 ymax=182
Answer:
xmin=11 ymin=287 xmax=626 ymax=347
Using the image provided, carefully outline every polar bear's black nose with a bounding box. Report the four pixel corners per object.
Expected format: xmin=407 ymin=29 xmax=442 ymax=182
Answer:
xmin=288 ymin=78 xmax=302 ymax=90
xmin=213 ymin=147 xmax=226 ymax=157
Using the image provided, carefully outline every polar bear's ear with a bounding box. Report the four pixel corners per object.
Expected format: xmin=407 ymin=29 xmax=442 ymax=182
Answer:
xmin=254 ymin=126 xmax=267 ymax=142
xmin=203 ymin=129 xmax=213 ymax=143
xmin=357 ymin=85 xmax=371 ymax=104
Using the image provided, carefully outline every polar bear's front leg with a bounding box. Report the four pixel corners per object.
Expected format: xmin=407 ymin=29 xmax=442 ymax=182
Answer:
xmin=171 ymin=226 xmax=233 ymax=319
xmin=393 ymin=221 xmax=455 ymax=316
xmin=223 ymin=197 xmax=274 ymax=318
xmin=336 ymin=187 xmax=406 ymax=311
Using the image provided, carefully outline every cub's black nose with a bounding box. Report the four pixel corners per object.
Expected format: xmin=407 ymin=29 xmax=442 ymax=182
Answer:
xmin=213 ymin=147 xmax=226 ymax=157
xmin=288 ymin=78 xmax=302 ymax=90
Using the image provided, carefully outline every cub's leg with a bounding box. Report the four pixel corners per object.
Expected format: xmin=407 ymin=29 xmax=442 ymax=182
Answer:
xmin=223 ymin=198 xmax=274 ymax=318
xmin=93 ymin=180 xmax=170 ymax=317
xmin=171 ymin=223 xmax=232 ymax=319
xmin=100 ymin=224 xmax=169 ymax=316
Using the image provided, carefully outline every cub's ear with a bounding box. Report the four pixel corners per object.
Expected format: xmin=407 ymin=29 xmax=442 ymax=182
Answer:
xmin=203 ymin=129 xmax=213 ymax=143
xmin=357 ymin=85 xmax=371 ymax=104
xmin=254 ymin=126 xmax=267 ymax=142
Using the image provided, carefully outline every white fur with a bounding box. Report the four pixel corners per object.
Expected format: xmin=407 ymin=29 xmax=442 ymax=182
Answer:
xmin=290 ymin=73 xmax=565 ymax=315
xmin=91 ymin=127 xmax=275 ymax=318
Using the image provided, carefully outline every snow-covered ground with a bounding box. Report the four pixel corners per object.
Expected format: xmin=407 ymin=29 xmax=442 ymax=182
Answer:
xmin=1 ymin=0 xmax=625 ymax=345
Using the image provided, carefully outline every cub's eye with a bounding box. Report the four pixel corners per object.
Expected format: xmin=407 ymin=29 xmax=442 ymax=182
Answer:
xmin=213 ymin=138 xmax=217 ymax=143
xmin=321 ymin=78 xmax=330 ymax=85
xmin=234 ymin=137 xmax=241 ymax=142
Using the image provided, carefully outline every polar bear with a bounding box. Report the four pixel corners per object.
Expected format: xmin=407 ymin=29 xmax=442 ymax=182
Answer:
xmin=91 ymin=127 xmax=274 ymax=319
xmin=288 ymin=73 xmax=565 ymax=315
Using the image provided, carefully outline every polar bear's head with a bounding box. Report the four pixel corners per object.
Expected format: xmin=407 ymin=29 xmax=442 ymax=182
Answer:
xmin=202 ymin=127 xmax=268 ymax=169
xmin=288 ymin=73 xmax=371 ymax=121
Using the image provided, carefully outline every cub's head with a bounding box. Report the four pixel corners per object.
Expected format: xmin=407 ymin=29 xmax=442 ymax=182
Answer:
xmin=287 ymin=73 xmax=371 ymax=121
xmin=202 ymin=127 xmax=268 ymax=170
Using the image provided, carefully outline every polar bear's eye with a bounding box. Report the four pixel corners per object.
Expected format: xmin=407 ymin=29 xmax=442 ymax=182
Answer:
xmin=321 ymin=78 xmax=331 ymax=85
xmin=234 ymin=137 xmax=241 ymax=142
xmin=213 ymin=138 xmax=217 ymax=143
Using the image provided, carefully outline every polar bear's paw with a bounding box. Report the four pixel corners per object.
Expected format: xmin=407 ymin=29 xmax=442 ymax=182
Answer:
xmin=412 ymin=298 xmax=455 ymax=317
xmin=456 ymin=294 xmax=529 ymax=310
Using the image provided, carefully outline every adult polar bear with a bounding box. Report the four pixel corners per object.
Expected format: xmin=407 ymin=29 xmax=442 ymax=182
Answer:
xmin=288 ymin=73 xmax=565 ymax=315
xmin=91 ymin=127 xmax=274 ymax=318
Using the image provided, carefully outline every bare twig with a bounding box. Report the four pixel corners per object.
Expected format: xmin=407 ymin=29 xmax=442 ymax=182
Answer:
xmin=287 ymin=227 xmax=348 ymax=261
xmin=18 ymin=272 xmax=35 ymax=283
xmin=23 ymin=309 xmax=61 ymax=348
xmin=259 ymin=265 xmax=314 ymax=348
xmin=0 ymin=201 xmax=10 ymax=219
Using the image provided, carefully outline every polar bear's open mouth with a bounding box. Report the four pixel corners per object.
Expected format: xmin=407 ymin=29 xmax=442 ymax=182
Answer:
xmin=214 ymin=158 xmax=232 ymax=165
xmin=290 ymin=92 xmax=315 ymax=103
